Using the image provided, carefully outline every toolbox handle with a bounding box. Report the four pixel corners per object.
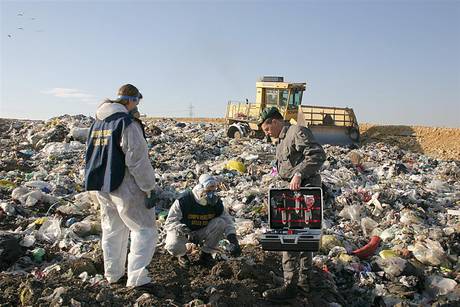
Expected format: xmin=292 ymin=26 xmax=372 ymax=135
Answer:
xmin=280 ymin=237 xmax=299 ymax=244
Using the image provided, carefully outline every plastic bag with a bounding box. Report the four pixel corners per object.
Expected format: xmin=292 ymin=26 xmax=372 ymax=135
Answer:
xmin=12 ymin=186 xmax=41 ymax=206
xmin=361 ymin=217 xmax=379 ymax=237
xmin=11 ymin=186 xmax=58 ymax=207
xmin=37 ymin=217 xmax=62 ymax=243
xmin=426 ymin=275 xmax=457 ymax=296
xmin=339 ymin=204 xmax=362 ymax=222
xmin=70 ymin=220 xmax=101 ymax=237
xmin=41 ymin=141 xmax=85 ymax=158
xmin=24 ymin=180 xmax=53 ymax=192
xmin=409 ymin=239 xmax=446 ymax=266
xmin=400 ymin=210 xmax=422 ymax=225
xmin=0 ymin=202 xmax=16 ymax=216
xmin=426 ymin=179 xmax=451 ymax=193
xmin=68 ymin=127 xmax=90 ymax=143
xmin=380 ymin=225 xmax=398 ymax=242
xmin=366 ymin=193 xmax=384 ymax=216
xmin=225 ymin=160 xmax=246 ymax=173
xmin=376 ymin=256 xmax=407 ymax=277
xmin=20 ymin=234 xmax=36 ymax=247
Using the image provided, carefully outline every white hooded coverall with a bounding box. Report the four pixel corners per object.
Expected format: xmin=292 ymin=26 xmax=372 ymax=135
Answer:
xmin=91 ymin=102 xmax=158 ymax=287
xmin=164 ymin=188 xmax=236 ymax=256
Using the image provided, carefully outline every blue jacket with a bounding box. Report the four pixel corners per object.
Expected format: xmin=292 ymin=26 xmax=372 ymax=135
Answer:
xmin=84 ymin=112 xmax=133 ymax=192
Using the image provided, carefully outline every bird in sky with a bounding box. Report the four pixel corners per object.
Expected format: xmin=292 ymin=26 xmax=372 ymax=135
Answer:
xmin=17 ymin=11 xmax=24 ymax=16
xmin=17 ymin=27 xmax=24 ymax=30
xmin=8 ymin=34 xmax=12 ymax=38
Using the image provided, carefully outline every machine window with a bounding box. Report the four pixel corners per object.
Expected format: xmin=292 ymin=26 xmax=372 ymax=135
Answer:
xmin=279 ymin=90 xmax=288 ymax=107
xmin=266 ymin=89 xmax=278 ymax=106
xmin=289 ymin=90 xmax=302 ymax=107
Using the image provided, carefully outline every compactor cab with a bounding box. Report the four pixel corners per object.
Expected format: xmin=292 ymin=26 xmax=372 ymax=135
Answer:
xmin=225 ymin=76 xmax=360 ymax=145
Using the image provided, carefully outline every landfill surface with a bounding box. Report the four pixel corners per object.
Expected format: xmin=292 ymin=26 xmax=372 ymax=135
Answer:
xmin=0 ymin=115 xmax=459 ymax=306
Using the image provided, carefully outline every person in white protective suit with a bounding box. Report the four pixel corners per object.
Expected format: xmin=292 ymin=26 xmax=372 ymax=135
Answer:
xmin=84 ymin=84 xmax=158 ymax=288
xmin=164 ymin=174 xmax=241 ymax=268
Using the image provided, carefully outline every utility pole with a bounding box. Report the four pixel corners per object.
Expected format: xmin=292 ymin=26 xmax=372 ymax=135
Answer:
xmin=188 ymin=103 xmax=194 ymax=118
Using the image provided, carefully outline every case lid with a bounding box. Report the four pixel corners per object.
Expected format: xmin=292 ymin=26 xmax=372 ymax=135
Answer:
xmin=268 ymin=187 xmax=323 ymax=230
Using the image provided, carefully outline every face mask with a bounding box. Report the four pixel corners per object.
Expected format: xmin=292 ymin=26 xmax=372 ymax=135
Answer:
xmin=206 ymin=191 xmax=218 ymax=205
xmin=129 ymin=106 xmax=140 ymax=118
xmin=197 ymin=193 xmax=208 ymax=206
xmin=206 ymin=191 xmax=215 ymax=199
xmin=196 ymin=191 xmax=218 ymax=206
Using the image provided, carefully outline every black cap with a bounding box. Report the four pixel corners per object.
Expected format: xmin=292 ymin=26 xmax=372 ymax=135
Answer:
xmin=258 ymin=107 xmax=282 ymax=125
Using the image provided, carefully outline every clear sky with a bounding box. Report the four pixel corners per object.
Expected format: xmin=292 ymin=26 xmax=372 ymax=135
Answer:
xmin=1 ymin=0 xmax=459 ymax=127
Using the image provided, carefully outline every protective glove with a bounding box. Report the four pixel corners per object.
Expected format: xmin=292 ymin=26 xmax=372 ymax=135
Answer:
xmin=175 ymin=224 xmax=192 ymax=237
xmin=187 ymin=232 xmax=199 ymax=244
xmin=144 ymin=190 xmax=158 ymax=209
xmin=226 ymin=233 xmax=242 ymax=257
xmin=144 ymin=186 xmax=162 ymax=209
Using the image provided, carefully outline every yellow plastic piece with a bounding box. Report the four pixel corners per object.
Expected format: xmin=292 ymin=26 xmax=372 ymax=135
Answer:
xmin=320 ymin=235 xmax=343 ymax=253
xmin=338 ymin=253 xmax=353 ymax=263
xmin=440 ymin=266 xmax=452 ymax=273
xmin=225 ymin=160 xmax=246 ymax=173
xmin=379 ymin=249 xmax=398 ymax=259
xmin=0 ymin=180 xmax=17 ymax=189
xmin=34 ymin=217 xmax=48 ymax=225
xmin=20 ymin=287 xmax=33 ymax=306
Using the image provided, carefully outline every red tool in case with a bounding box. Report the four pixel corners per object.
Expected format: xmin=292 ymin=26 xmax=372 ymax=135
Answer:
xmin=260 ymin=187 xmax=323 ymax=252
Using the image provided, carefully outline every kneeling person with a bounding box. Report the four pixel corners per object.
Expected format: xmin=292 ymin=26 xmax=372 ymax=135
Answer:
xmin=164 ymin=174 xmax=240 ymax=268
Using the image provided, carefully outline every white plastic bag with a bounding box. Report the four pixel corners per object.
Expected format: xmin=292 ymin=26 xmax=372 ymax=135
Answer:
xmin=361 ymin=217 xmax=379 ymax=237
xmin=37 ymin=217 xmax=62 ymax=243
xmin=426 ymin=275 xmax=457 ymax=296
xmin=339 ymin=204 xmax=362 ymax=222
xmin=376 ymin=256 xmax=407 ymax=277
xmin=68 ymin=127 xmax=90 ymax=143
xmin=409 ymin=239 xmax=446 ymax=266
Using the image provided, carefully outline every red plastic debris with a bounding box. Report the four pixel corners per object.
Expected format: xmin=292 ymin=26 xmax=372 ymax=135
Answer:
xmin=351 ymin=236 xmax=381 ymax=259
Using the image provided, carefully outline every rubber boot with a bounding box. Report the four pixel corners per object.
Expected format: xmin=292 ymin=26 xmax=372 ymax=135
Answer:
xmin=262 ymin=283 xmax=297 ymax=301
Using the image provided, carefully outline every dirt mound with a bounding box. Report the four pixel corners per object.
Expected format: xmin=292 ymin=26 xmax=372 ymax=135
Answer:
xmin=360 ymin=123 xmax=460 ymax=161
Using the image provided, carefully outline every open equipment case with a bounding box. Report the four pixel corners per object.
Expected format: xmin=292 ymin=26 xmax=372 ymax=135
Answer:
xmin=260 ymin=187 xmax=323 ymax=252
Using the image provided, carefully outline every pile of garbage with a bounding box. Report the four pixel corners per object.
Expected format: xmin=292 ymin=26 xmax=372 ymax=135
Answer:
xmin=0 ymin=115 xmax=459 ymax=306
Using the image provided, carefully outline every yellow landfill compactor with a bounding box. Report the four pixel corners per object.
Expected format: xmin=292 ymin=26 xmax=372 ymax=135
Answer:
xmin=225 ymin=76 xmax=360 ymax=146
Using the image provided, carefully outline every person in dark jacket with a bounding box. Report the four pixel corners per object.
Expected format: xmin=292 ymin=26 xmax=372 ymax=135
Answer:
xmin=258 ymin=107 xmax=326 ymax=301
xmin=164 ymin=174 xmax=241 ymax=268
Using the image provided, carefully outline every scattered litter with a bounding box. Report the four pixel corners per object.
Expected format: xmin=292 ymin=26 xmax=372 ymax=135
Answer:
xmin=0 ymin=116 xmax=458 ymax=306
